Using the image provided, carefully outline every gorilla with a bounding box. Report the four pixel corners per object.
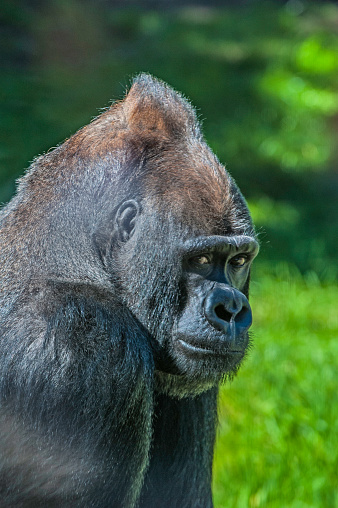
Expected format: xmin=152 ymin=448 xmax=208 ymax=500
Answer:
xmin=0 ymin=74 xmax=258 ymax=507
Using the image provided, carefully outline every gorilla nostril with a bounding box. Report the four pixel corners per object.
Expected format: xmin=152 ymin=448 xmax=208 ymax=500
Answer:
xmin=204 ymin=288 xmax=252 ymax=334
xmin=214 ymin=305 xmax=232 ymax=323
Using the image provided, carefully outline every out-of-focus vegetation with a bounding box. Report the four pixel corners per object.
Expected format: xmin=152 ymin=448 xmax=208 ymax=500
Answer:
xmin=1 ymin=1 xmax=337 ymax=507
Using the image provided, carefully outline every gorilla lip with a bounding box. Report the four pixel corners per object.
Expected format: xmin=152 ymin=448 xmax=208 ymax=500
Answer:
xmin=177 ymin=338 xmax=243 ymax=357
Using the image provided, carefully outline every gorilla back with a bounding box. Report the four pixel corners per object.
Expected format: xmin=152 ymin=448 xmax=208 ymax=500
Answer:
xmin=0 ymin=74 xmax=258 ymax=507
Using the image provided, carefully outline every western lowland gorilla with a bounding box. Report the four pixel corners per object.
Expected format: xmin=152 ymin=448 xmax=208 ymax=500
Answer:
xmin=0 ymin=74 xmax=259 ymax=507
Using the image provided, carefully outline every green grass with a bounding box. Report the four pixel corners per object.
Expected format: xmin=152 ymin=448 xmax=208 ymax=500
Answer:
xmin=213 ymin=271 xmax=338 ymax=507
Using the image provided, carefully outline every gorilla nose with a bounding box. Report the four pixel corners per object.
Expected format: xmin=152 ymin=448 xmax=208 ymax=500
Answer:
xmin=204 ymin=287 xmax=252 ymax=338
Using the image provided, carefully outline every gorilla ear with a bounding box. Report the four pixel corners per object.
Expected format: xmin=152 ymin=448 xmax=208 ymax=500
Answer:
xmin=115 ymin=200 xmax=140 ymax=242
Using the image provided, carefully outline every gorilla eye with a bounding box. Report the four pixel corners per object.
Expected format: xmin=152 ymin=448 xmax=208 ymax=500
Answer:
xmin=229 ymin=255 xmax=247 ymax=268
xmin=190 ymin=254 xmax=211 ymax=268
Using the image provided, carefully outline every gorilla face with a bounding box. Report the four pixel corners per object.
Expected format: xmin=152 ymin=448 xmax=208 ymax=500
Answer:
xmin=172 ymin=234 xmax=259 ymax=375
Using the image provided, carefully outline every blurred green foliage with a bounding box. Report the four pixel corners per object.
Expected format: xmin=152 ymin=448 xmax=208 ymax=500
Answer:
xmin=1 ymin=0 xmax=337 ymax=279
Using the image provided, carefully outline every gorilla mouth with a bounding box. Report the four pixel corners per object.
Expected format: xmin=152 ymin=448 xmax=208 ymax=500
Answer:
xmin=177 ymin=338 xmax=243 ymax=357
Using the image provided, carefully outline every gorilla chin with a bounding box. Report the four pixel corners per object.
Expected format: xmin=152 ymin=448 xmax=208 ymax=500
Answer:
xmin=153 ymin=329 xmax=251 ymax=398
xmin=154 ymin=346 xmax=247 ymax=399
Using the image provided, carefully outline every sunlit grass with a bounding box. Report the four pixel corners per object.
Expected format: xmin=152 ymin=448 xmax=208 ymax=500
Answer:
xmin=213 ymin=272 xmax=338 ymax=507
